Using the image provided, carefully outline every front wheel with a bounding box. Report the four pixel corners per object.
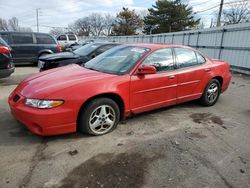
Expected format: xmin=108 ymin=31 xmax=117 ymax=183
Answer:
xmin=78 ymin=98 xmax=120 ymax=136
xmin=200 ymin=79 xmax=221 ymax=106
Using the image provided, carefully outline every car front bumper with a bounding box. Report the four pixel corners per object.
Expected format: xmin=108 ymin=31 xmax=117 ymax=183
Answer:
xmin=8 ymin=91 xmax=77 ymax=136
xmin=0 ymin=66 xmax=15 ymax=78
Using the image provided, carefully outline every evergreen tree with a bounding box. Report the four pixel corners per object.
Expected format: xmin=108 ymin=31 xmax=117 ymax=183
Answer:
xmin=143 ymin=0 xmax=199 ymax=34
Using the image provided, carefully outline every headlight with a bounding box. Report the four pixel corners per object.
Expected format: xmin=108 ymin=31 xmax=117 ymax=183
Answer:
xmin=25 ymin=99 xmax=64 ymax=109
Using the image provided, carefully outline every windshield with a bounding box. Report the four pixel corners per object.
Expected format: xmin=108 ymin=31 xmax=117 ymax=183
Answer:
xmin=84 ymin=45 xmax=149 ymax=75
xmin=74 ymin=43 xmax=103 ymax=56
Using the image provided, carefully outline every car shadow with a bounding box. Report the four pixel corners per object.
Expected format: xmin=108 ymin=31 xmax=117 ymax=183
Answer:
xmin=1 ymin=100 xmax=202 ymax=146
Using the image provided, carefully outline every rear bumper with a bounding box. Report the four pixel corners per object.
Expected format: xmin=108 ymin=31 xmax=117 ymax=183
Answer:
xmin=221 ymin=72 xmax=231 ymax=93
xmin=8 ymin=92 xmax=77 ymax=136
xmin=0 ymin=66 xmax=15 ymax=78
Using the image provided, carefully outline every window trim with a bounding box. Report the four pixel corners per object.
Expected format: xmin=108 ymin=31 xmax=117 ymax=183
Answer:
xmin=173 ymin=47 xmax=207 ymax=69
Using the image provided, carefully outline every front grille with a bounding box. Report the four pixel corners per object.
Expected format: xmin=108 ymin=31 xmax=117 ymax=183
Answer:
xmin=13 ymin=95 xmax=20 ymax=102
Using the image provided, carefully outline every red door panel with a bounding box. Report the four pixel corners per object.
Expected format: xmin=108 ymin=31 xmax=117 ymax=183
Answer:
xmin=130 ymin=72 xmax=177 ymax=113
xmin=175 ymin=66 xmax=206 ymax=103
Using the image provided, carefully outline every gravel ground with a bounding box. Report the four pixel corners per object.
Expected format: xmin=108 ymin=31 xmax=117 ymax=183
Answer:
xmin=0 ymin=66 xmax=249 ymax=188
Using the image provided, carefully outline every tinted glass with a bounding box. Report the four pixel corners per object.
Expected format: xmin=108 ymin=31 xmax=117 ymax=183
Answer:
xmin=36 ymin=34 xmax=56 ymax=44
xmin=142 ymin=48 xmax=174 ymax=72
xmin=85 ymin=46 xmax=149 ymax=75
xmin=74 ymin=43 xmax=104 ymax=56
xmin=12 ymin=33 xmax=33 ymax=44
xmin=0 ymin=37 xmax=8 ymax=46
xmin=95 ymin=44 xmax=116 ymax=55
xmin=57 ymin=35 xmax=66 ymax=40
xmin=0 ymin=34 xmax=10 ymax=44
xmin=68 ymin=35 xmax=76 ymax=41
xmin=175 ymin=48 xmax=197 ymax=68
xmin=196 ymin=53 xmax=206 ymax=64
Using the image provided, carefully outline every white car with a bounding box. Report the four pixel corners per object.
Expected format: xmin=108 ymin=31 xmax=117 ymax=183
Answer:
xmin=56 ymin=34 xmax=78 ymax=49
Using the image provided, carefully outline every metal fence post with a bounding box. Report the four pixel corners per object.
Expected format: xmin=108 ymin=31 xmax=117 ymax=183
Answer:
xmin=218 ymin=29 xmax=226 ymax=59
xmin=188 ymin=32 xmax=191 ymax=46
xmin=196 ymin=31 xmax=200 ymax=49
xmin=182 ymin=33 xmax=185 ymax=45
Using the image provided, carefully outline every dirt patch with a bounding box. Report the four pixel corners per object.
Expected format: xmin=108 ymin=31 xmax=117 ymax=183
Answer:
xmin=190 ymin=113 xmax=224 ymax=127
xmin=59 ymin=152 xmax=161 ymax=188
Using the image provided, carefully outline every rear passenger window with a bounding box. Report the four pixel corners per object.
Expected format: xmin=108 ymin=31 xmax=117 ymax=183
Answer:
xmin=68 ymin=35 xmax=76 ymax=41
xmin=57 ymin=35 xmax=66 ymax=41
xmin=0 ymin=34 xmax=10 ymax=44
xmin=174 ymin=48 xmax=198 ymax=68
xmin=196 ymin=53 xmax=206 ymax=64
xmin=36 ymin=34 xmax=55 ymax=44
xmin=12 ymin=33 xmax=33 ymax=44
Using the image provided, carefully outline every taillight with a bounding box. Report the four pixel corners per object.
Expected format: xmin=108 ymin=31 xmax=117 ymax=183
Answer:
xmin=57 ymin=45 xmax=62 ymax=52
xmin=0 ymin=46 xmax=11 ymax=54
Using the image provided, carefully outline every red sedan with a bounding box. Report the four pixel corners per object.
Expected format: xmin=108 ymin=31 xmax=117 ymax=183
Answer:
xmin=8 ymin=43 xmax=231 ymax=136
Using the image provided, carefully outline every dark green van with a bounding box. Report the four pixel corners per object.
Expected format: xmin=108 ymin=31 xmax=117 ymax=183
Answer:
xmin=0 ymin=31 xmax=62 ymax=64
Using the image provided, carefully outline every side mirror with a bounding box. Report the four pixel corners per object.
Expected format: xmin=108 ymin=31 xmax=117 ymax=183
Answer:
xmin=136 ymin=65 xmax=156 ymax=75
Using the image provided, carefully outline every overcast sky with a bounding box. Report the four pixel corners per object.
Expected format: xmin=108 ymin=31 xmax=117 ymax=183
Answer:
xmin=0 ymin=0 xmax=232 ymax=33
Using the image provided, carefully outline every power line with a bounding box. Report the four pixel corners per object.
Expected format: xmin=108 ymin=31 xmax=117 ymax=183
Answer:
xmin=195 ymin=0 xmax=250 ymax=14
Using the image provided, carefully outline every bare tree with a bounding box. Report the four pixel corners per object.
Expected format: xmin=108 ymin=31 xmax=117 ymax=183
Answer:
xmin=0 ymin=18 xmax=9 ymax=31
xmin=8 ymin=17 xmax=19 ymax=31
xmin=102 ymin=14 xmax=115 ymax=36
xmin=88 ymin=13 xmax=105 ymax=36
xmin=49 ymin=27 xmax=66 ymax=36
xmin=68 ymin=17 xmax=91 ymax=36
xmin=222 ymin=0 xmax=250 ymax=25
xmin=0 ymin=17 xmax=32 ymax=32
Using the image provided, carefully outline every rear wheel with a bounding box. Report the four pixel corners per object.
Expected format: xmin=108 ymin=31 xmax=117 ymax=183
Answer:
xmin=78 ymin=98 xmax=120 ymax=136
xmin=200 ymin=79 xmax=221 ymax=106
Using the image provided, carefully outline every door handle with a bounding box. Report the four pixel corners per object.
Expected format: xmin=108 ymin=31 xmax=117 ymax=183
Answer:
xmin=168 ymin=75 xmax=175 ymax=79
xmin=205 ymin=68 xmax=211 ymax=72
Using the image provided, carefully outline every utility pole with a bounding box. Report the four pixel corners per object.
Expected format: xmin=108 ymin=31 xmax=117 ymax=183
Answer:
xmin=217 ymin=0 xmax=224 ymax=27
xmin=36 ymin=8 xmax=40 ymax=32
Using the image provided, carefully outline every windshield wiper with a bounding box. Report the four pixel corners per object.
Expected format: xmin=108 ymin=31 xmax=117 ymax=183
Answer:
xmin=85 ymin=66 xmax=99 ymax=72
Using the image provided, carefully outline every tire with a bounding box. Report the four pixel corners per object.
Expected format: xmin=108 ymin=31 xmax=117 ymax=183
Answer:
xmin=200 ymin=79 xmax=221 ymax=106
xmin=78 ymin=98 xmax=120 ymax=136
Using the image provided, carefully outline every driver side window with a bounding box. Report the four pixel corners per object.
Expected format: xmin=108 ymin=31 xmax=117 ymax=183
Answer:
xmin=141 ymin=48 xmax=174 ymax=72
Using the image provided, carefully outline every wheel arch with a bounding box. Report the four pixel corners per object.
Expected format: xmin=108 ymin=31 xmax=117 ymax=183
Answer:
xmin=77 ymin=92 xmax=125 ymax=127
xmin=38 ymin=49 xmax=53 ymax=57
xmin=213 ymin=76 xmax=223 ymax=87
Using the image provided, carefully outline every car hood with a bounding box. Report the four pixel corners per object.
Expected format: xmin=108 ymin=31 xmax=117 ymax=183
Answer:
xmin=16 ymin=64 xmax=115 ymax=98
xmin=39 ymin=52 xmax=80 ymax=61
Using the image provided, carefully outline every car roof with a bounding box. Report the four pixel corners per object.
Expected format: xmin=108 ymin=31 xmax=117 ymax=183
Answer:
xmin=0 ymin=31 xmax=52 ymax=36
xmin=91 ymin=42 xmax=120 ymax=45
xmin=124 ymin=43 xmax=190 ymax=50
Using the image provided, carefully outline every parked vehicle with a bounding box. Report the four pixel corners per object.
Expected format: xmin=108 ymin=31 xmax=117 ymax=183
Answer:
xmin=65 ymin=39 xmax=94 ymax=51
xmin=56 ymin=34 xmax=78 ymax=49
xmin=0 ymin=31 xmax=62 ymax=64
xmin=9 ymin=43 xmax=231 ymax=136
xmin=0 ymin=37 xmax=14 ymax=78
xmin=38 ymin=42 xmax=119 ymax=71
